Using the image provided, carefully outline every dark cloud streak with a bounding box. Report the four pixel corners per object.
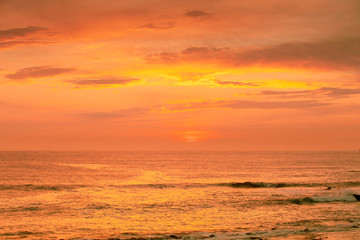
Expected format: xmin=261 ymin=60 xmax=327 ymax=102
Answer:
xmin=215 ymin=80 xmax=259 ymax=87
xmin=259 ymin=87 xmax=360 ymax=98
xmin=184 ymin=10 xmax=211 ymax=18
xmin=6 ymin=66 xmax=75 ymax=80
xmin=137 ymin=22 xmax=175 ymax=30
xmin=0 ymin=26 xmax=47 ymax=40
xmin=0 ymin=26 xmax=50 ymax=49
xmin=66 ymin=77 xmax=140 ymax=87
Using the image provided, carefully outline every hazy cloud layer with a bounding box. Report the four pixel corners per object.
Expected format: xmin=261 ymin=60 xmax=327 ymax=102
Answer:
xmin=1 ymin=0 xmax=358 ymax=44
xmin=81 ymin=107 xmax=148 ymax=120
xmin=81 ymin=98 xmax=331 ymax=119
xmin=162 ymin=99 xmax=330 ymax=112
xmin=6 ymin=66 xmax=74 ymax=80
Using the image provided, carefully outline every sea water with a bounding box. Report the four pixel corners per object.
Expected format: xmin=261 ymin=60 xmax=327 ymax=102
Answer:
xmin=0 ymin=151 xmax=359 ymax=239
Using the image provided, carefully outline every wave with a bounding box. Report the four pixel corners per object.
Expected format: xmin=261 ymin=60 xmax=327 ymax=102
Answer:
xmin=0 ymin=184 xmax=85 ymax=191
xmin=217 ymin=182 xmax=293 ymax=188
xmin=119 ymin=183 xmax=173 ymax=189
xmin=218 ymin=181 xmax=360 ymax=189
xmin=0 ymin=231 xmax=44 ymax=237
xmin=291 ymin=191 xmax=360 ymax=204
xmin=0 ymin=206 xmax=43 ymax=214
xmin=113 ymin=182 xmax=293 ymax=189
xmin=115 ymin=181 xmax=360 ymax=189
xmin=2 ymin=181 xmax=360 ymax=192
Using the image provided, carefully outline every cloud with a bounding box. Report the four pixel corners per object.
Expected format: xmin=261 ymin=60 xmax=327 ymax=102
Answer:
xmin=6 ymin=66 xmax=75 ymax=80
xmin=145 ymin=47 xmax=227 ymax=64
xmin=0 ymin=26 xmax=46 ymax=40
xmin=259 ymin=90 xmax=315 ymax=98
xmin=223 ymin=100 xmax=330 ymax=109
xmin=181 ymin=47 xmax=223 ymax=55
xmin=215 ymin=80 xmax=259 ymax=87
xmin=237 ymin=38 xmax=360 ymax=70
xmin=145 ymin=38 xmax=360 ymax=70
xmin=259 ymin=87 xmax=360 ymax=98
xmin=137 ymin=22 xmax=175 ymax=30
xmin=322 ymin=87 xmax=360 ymax=98
xmin=161 ymin=99 xmax=329 ymax=112
xmin=66 ymin=76 xmax=140 ymax=87
xmin=0 ymin=40 xmax=47 ymax=49
xmin=1 ymin=0 xmax=358 ymax=46
xmin=81 ymin=98 xmax=331 ymax=117
xmin=0 ymin=26 xmax=50 ymax=49
xmin=80 ymin=107 xmax=148 ymax=120
xmin=184 ymin=10 xmax=211 ymax=19
xmin=145 ymin=52 xmax=180 ymax=63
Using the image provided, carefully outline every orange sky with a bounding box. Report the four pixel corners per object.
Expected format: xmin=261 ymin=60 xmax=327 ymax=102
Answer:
xmin=0 ymin=0 xmax=359 ymax=150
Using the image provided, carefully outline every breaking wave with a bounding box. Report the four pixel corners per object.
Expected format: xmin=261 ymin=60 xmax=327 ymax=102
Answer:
xmin=291 ymin=191 xmax=360 ymax=204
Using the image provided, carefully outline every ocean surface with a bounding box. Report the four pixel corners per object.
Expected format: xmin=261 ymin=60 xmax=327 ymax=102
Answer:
xmin=0 ymin=151 xmax=359 ymax=239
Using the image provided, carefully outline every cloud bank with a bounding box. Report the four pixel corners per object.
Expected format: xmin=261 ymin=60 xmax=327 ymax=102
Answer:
xmin=145 ymin=38 xmax=360 ymax=70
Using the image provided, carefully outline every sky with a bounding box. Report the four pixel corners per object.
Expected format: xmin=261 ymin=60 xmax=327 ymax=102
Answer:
xmin=0 ymin=0 xmax=359 ymax=151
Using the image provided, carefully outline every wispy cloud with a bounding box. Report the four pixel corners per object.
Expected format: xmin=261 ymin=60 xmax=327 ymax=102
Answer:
xmin=0 ymin=26 xmax=46 ymax=39
xmin=184 ymin=10 xmax=211 ymax=20
xmin=322 ymin=87 xmax=360 ymax=98
xmin=6 ymin=66 xmax=74 ymax=80
xmin=80 ymin=107 xmax=148 ymax=120
xmin=160 ymin=99 xmax=330 ymax=112
xmin=258 ymin=87 xmax=360 ymax=98
xmin=0 ymin=26 xmax=51 ymax=49
xmin=223 ymin=100 xmax=330 ymax=109
xmin=66 ymin=76 xmax=140 ymax=88
xmin=137 ymin=21 xmax=175 ymax=30
xmin=145 ymin=47 xmax=226 ymax=64
xmin=215 ymin=80 xmax=259 ymax=87
xmin=80 ymin=98 xmax=331 ymax=119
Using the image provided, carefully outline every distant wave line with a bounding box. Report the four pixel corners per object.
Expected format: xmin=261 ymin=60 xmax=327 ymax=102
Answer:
xmin=1 ymin=181 xmax=360 ymax=191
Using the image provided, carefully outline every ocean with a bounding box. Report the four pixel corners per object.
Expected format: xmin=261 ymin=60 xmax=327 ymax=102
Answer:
xmin=0 ymin=151 xmax=359 ymax=239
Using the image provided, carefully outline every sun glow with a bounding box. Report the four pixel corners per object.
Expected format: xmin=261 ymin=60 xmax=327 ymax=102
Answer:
xmin=178 ymin=131 xmax=209 ymax=143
